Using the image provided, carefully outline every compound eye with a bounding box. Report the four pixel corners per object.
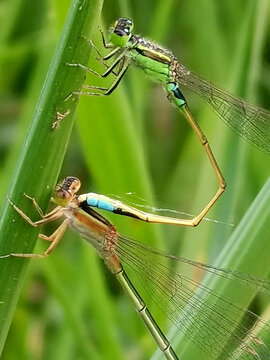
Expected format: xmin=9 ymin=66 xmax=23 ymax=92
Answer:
xmin=57 ymin=189 xmax=71 ymax=200
xmin=56 ymin=176 xmax=81 ymax=198
xmin=68 ymin=178 xmax=81 ymax=193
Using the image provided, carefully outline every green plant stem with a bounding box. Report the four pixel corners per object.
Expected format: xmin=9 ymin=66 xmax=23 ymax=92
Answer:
xmin=0 ymin=0 xmax=103 ymax=355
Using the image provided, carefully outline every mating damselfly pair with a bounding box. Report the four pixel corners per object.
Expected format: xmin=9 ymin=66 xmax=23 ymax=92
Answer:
xmin=69 ymin=17 xmax=270 ymax=230
xmin=3 ymin=17 xmax=270 ymax=360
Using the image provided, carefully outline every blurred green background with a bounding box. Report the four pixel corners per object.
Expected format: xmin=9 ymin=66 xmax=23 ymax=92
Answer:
xmin=0 ymin=0 xmax=270 ymax=359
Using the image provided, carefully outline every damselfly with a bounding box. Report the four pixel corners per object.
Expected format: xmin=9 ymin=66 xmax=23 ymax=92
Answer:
xmin=69 ymin=18 xmax=270 ymax=224
xmin=2 ymin=177 xmax=270 ymax=359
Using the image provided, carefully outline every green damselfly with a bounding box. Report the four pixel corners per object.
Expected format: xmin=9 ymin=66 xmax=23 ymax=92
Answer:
xmin=2 ymin=177 xmax=270 ymax=359
xmin=69 ymin=18 xmax=270 ymax=223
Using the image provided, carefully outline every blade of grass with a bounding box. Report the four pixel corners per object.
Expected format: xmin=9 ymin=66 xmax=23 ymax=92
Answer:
xmin=0 ymin=0 xmax=103 ymax=355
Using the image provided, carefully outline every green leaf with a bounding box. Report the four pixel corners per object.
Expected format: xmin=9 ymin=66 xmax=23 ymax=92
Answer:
xmin=0 ymin=0 xmax=103 ymax=356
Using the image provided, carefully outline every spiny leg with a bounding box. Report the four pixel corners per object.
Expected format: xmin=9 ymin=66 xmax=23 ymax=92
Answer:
xmin=38 ymin=219 xmax=68 ymax=255
xmin=68 ymin=33 xmax=126 ymax=79
xmin=76 ymin=58 xmax=125 ymax=90
xmin=23 ymin=193 xmax=45 ymax=217
xmin=67 ymin=36 xmax=131 ymax=100
xmin=68 ymin=46 xmax=127 ymax=78
xmin=8 ymin=198 xmax=64 ymax=226
xmin=79 ymin=31 xmax=117 ymax=60
xmin=100 ymin=29 xmax=114 ymax=49
xmin=22 ymin=192 xmax=63 ymax=219
xmin=92 ymin=35 xmax=127 ymax=77
xmin=81 ymin=35 xmax=104 ymax=58
xmin=73 ymin=60 xmax=130 ymax=97
xmin=68 ymin=61 xmax=123 ymax=79
xmin=68 ymin=62 xmax=102 ymax=77
xmin=82 ymin=29 xmax=115 ymax=53
xmin=0 ymin=220 xmax=69 ymax=259
xmin=71 ymin=36 xmax=122 ymax=76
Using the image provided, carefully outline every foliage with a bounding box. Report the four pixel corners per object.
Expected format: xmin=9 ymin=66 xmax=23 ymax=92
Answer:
xmin=0 ymin=0 xmax=270 ymax=359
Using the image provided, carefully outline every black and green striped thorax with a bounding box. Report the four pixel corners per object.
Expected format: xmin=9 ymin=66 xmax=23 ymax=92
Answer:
xmin=126 ymin=35 xmax=179 ymax=83
xmin=130 ymin=35 xmax=174 ymax=64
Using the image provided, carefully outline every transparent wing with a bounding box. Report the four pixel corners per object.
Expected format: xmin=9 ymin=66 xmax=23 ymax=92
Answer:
xmin=176 ymin=64 xmax=270 ymax=155
xmin=116 ymin=235 xmax=270 ymax=359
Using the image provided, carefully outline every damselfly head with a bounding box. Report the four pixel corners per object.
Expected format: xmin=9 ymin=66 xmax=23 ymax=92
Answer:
xmin=53 ymin=176 xmax=81 ymax=206
xmin=109 ymin=18 xmax=133 ymax=47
